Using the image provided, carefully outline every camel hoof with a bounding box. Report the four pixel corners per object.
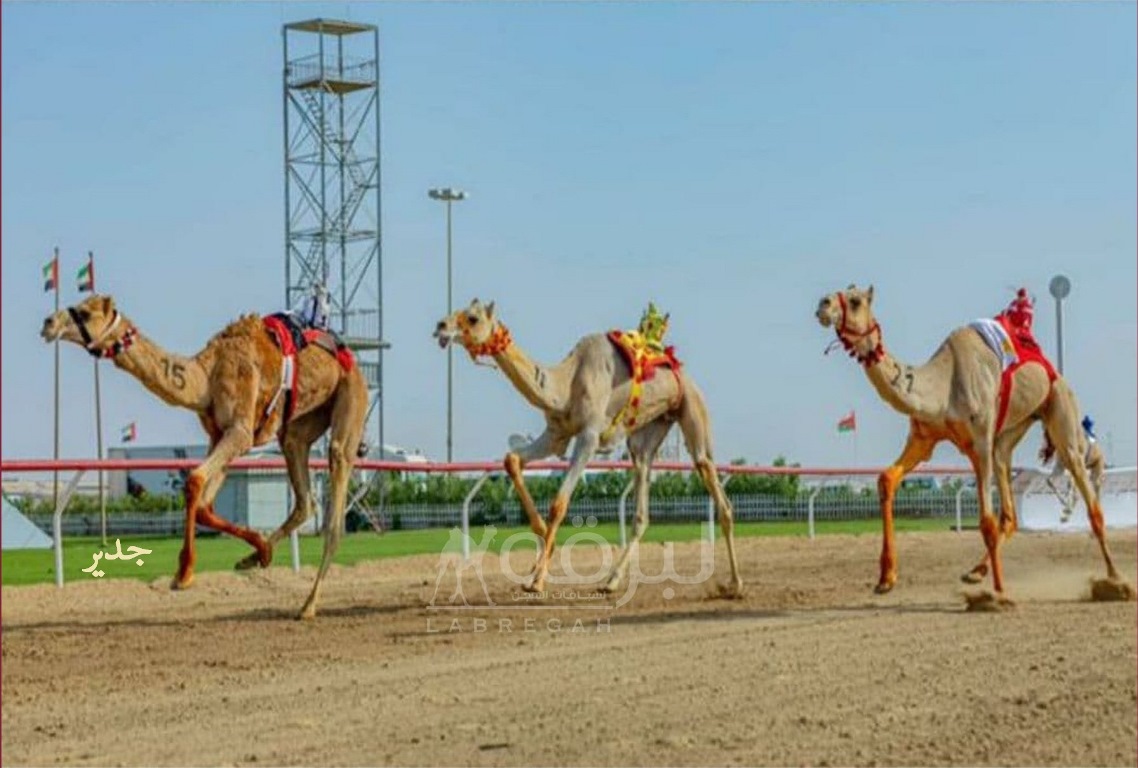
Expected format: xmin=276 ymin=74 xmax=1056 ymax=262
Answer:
xmin=601 ymin=576 xmax=621 ymax=594
xmin=234 ymin=553 xmax=260 ymax=571
xmin=873 ymin=581 xmax=895 ymax=595
xmin=715 ymin=581 xmax=745 ymax=600
xmin=522 ymin=578 xmax=545 ymax=594
xmin=964 ymin=590 xmax=1015 ymax=612
xmin=170 ymin=573 xmax=194 ymax=591
xmin=1091 ymin=577 xmax=1136 ymax=602
xmin=297 ymin=608 xmax=316 ymax=621
xmin=960 ymin=571 xmax=984 ymax=585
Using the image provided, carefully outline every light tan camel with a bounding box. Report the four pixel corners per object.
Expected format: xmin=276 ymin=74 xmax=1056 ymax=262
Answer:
xmin=815 ymin=284 xmax=1132 ymax=604
xmin=42 ymin=294 xmax=368 ymax=619
xmin=1043 ymin=433 xmax=1106 ymax=523
xmin=433 ymin=298 xmax=743 ymax=597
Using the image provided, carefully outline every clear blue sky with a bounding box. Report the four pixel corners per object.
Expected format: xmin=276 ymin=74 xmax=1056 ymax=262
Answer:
xmin=3 ymin=1 xmax=1135 ymax=469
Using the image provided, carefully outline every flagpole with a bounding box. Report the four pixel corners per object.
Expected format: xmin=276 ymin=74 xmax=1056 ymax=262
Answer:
xmin=52 ymin=246 xmax=61 ymax=513
xmin=89 ymin=252 xmax=107 ymax=546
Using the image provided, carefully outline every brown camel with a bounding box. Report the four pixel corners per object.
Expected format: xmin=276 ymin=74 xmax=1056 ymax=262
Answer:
xmin=815 ymin=284 xmax=1132 ymax=604
xmin=42 ymin=294 xmax=368 ymax=619
xmin=433 ymin=298 xmax=743 ymax=597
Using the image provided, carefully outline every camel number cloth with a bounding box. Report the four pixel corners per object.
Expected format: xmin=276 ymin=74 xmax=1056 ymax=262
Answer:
xmin=261 ymin=313 xmax=357 ymax=439
xmin=602 ymin=329 xmax=684 ymax=443
xmin=969 ymin=315 xmax=1058 ymax=434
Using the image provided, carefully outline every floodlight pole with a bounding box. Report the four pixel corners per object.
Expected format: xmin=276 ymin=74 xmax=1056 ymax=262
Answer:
xmin=1049 ymin=275 xmax=1071 ymax=376
xmin=428 ymin=187 xmax=467 ymax=463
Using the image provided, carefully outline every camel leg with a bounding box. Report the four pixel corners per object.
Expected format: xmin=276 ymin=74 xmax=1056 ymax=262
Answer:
xmin=674 ymin=387 xmax=743 ymax=596
xmin=298 ymin=378 xmax=367 ymax=620
xmin=526 ymin=428 xmax=599 ymax=594
xmin=1065 ymin=447 xmax=1121 ymax=580
xmin=235 ymin=409 xmax=330 ymax=570
xmin=1043 ymin=382 xmax=1127 ymax=591
xmin=874 ymin=430 xmax=937 ymax=594
xmin=604 ymin=418 xmax=671 ymax=594
xmin=1050 ymin=429 xmax=1122 ymax=583
xmin=964 ymin=435 xmax=1010 ymax=598
xmin=963 ymin=419 xmax=1033 ymax=584
xmin=173 ymin=426 xmax=255 ymax=590
xmin=503 ymin=429 xmax=558 ymax=539
xmin=195 ymin=470 xmax=271 ymax=564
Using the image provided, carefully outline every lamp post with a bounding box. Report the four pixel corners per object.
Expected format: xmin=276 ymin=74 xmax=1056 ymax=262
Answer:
xmin=1049 ymin=274 xmax=1071 ymax=376
xmin=428 ymin=187 xmax=467 ymax=463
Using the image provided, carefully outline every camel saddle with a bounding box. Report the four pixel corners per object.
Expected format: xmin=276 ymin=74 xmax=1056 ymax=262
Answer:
xmin=974 ymin=312 xmax=1058 ymax=434
xmin=602 ymin=329 xmax=684 ymax=443
xmin=260 ymin=312 xmax=356 ymax=438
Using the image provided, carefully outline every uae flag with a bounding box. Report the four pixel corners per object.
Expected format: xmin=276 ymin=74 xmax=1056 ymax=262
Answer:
xmin=43 ymin=256 xmax=59 ymax=292
xmin=77 ymin=256 xmax=95 ymax=292
xmin=837 ymin=411 xmax=856 ymax=433
xmin=121 ymin=422 xmax=137 ymax=443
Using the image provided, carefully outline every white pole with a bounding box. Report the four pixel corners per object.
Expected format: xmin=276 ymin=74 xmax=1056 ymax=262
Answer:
xmin=807 ymin=485 xmax=822 ymax=540
xmin=616 ymin=479 xmax=634 ymax=549
xmin=461 ymin=471 xmax=491 ymax=561
xmin=53 ymin=471 xmax=87 ymax=587
xmin=290 ymin=529 xmax=301 ymax=573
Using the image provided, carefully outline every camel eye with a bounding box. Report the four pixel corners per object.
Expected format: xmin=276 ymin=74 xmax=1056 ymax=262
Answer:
xmin=849 ymin=298 xmax=861 ymax=311
xmin=466 ymin=314 xmax=479 ymax=325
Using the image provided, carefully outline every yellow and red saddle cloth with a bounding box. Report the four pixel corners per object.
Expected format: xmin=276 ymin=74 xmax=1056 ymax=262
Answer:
xmin=602 ymin=329 xmax=684 ymax=441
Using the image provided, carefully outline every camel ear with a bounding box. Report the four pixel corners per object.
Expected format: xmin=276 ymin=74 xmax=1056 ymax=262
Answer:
xmin=100 ymin=295 xmax=115 ymax=314
xmin=866 ymin=285 xmax=874 ymax=304
xmin=485 ymin=301 xmax=496 ymax=321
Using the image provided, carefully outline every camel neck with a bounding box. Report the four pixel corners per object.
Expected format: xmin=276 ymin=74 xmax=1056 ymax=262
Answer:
xmin=110 ymin=330 xmax=211 ymax=411
xmin=492 ymin=342 xmax=566 ymax=413
xmin=860 ymin=331 xmax=949 ymax=420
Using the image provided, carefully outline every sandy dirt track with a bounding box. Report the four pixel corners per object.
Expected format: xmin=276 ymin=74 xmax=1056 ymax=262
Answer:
xmin=3 ymin=529 xmax=1136 ymax=767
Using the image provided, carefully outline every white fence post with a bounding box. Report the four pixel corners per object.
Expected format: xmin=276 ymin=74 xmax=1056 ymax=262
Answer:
xmin=616 ymin=479 xmax=634 ymax=549
xmin=289 ymin=529 xmax=301 ymax=572
xmin=807 ymin=484 xmax=823 ymax=541
xmin=461 ymin=471 xmax=492 ymax=561
xmin=52 ymin=470 xmax=87 ymax=588
xmin=955 ymin=485 xmax=967 ymax=533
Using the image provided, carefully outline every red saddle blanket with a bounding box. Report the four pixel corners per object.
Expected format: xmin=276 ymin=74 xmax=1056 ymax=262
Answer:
xmin=994 ymin=313 xmax=1057 ymax=433
xmin=261 ymin=313 xmax=356 ymax=436
xmin=606 ymin=330 xmax=682 ymax=381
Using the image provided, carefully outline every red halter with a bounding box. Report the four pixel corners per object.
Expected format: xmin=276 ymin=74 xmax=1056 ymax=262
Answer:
xmin=832 ymin=292 xmax=885 ymax=367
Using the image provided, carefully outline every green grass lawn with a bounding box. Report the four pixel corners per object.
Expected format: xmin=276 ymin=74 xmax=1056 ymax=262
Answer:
xmin=0 ymin=517 xmax=956 ymax=587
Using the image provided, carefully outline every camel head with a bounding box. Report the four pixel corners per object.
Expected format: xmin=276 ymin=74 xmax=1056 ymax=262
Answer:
xmin=433 ymin=298 xmax=512 ymax=359
xmin=42 ymin=294 xmax=133 ymax=357
xmin=816 ymin=284 xmax=884 ymax=366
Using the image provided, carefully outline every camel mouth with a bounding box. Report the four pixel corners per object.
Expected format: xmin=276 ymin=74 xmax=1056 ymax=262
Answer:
xmin=41 ymin=319 xmax=63 ymax=342
xmin=815 ymin=309 xmax=834 ymax=328
xmin=434 ymin=329 xmax=457 ymax=349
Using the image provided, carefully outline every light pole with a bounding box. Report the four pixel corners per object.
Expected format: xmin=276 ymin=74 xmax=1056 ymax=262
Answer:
xmin=1049 ymin=274 xmax=1071 ymax=376
xmin=429 ymin=187 xmax=467 ymax=463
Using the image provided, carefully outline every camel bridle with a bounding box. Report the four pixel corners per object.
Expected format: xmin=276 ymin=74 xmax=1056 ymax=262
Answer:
xmin=67 ymin=306 xmax=137 ymax=359
xmin=460 ymin=317 xmax=512 ymax=362
xmin=829 ymin=292 xmax=885 ymax=367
